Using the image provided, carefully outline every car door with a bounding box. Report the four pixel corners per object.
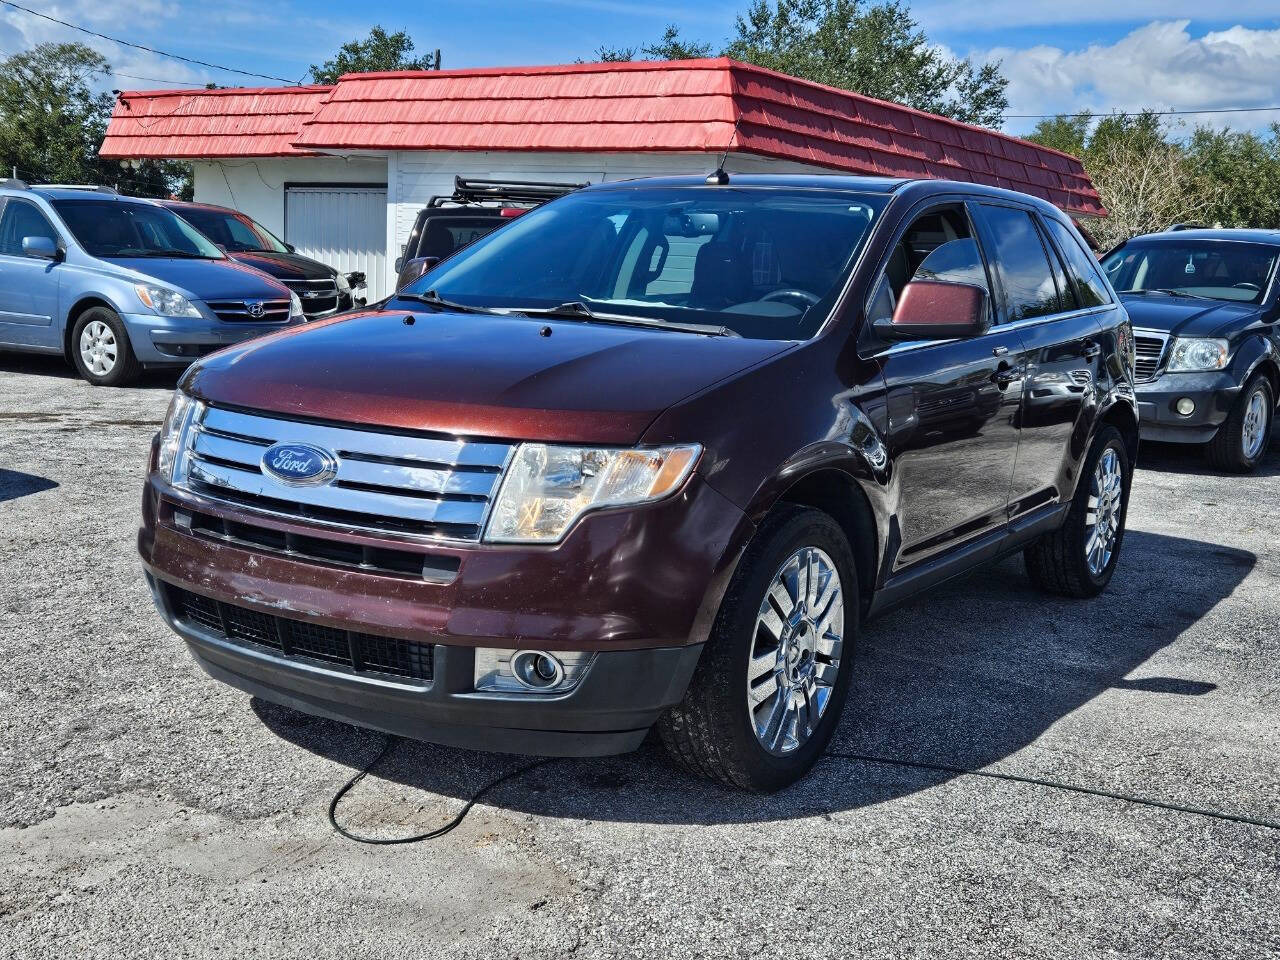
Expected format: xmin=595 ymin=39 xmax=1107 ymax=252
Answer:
xmin=0 ymin=197 xmax=63 ymax=348
xmin=971 ymin=202 xmax=1108 ymax=520
xmin=871 ymin=200 xmax=1027 ymax=572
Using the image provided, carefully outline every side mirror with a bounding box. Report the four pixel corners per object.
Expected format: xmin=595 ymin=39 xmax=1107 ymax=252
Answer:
xmin=874 ymin=279 xmax=989 ymax=341
xmin=284 ymin=242 xmax=296 ymax=253
xmin=23 ymin=236 xmax=60 ymax=261
xmin=396 ymin=256 xmax=439 ymax=291
xmin=345 ymin=271 xmax=366 ymax=289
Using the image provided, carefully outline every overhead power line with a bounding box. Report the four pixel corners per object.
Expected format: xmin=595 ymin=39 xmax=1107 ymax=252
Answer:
xmin=1007 ymin=105 xmax=1280 ymax=120
xmin=0 ymin=0 xmax=298 ymax=84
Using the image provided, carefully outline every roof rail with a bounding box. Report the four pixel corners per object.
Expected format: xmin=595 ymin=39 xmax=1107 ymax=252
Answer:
xmin=33 ymin=184 xmax=120 ymax=195
xmin=450 ymin=176 xmax=588 ymax=205
xmin=0 ymin=178 xmax=30 ymax=190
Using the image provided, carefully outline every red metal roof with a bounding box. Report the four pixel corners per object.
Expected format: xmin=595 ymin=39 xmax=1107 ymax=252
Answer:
xmin=100 ymin=59 xmax=1103 ymax=216
xmin=100 ymin=86 xmax=332 ymax=159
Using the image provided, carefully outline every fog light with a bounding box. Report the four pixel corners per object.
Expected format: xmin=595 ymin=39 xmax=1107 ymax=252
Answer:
xmin=473 ymin=647 xmax=594 ymax=694
xmin=1175 ymin=397 xmax=1196 ymax=416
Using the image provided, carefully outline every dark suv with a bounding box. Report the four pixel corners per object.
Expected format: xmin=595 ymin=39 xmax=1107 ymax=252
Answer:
xmin=139 ymin=175 xmax=1137 ymax=791
xmin=1100 ymin=229 xmax=1279 ymax=472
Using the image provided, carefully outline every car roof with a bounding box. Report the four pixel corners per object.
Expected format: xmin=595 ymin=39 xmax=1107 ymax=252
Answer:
xmin=1126 ymin=228 xmax=1280 ymax=245
xmin=158 ymin=199 xmax=238 ymax=214
xmin=21 ymin=187 xmax=162 ymax=204
xmin=580 ymin=173 xmax=1071 ymax=217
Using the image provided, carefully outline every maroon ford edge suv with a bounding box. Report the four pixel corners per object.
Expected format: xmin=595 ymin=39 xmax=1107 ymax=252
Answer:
xmin=140 ymin=175 xmax=1138 ymax=791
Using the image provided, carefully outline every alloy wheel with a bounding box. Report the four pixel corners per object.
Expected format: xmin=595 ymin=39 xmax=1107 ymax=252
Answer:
xmin=1085 ymin=447 xmax=1123 ymax=576
xmin=1241 ymin=388 xmax=1269 ymax=461
xmin=746 ymin=546 xmax=844 ymax=755
xmin=79 ymin=320 xmax=118 ymax=377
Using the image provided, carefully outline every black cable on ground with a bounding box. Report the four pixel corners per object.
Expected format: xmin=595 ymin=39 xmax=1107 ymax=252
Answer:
xmin=825 ymin=752 xmax=1280 ymax=831
xmin=327 ymin=736 xmax=554 ymax=845
xmin=327 ymin=738 xmax=1278 ymax=845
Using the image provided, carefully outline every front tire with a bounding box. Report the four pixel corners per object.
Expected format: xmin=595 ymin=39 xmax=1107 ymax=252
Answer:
xmin=657 ymin=506 xmax=858 ymax=792
xmin=1206 ymin=374 xmax=1273 ymax=473
xmin=1024 ymin=425 xmax=1130 ymax=598
xmin=70 ymin=307 xmax=140 ymax=387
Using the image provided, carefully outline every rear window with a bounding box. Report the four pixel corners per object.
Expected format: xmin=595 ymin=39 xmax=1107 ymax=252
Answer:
xmin=416 ymin=214 xmax=506 ymax=259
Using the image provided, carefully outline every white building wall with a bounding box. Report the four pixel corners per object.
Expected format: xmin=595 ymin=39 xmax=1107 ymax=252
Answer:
xmin=191 ymin=156 xmax=389 ymax=241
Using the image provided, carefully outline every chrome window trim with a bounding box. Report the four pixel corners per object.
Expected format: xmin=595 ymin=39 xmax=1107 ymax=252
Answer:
xmin=876 ymin=305 xmax=1113 ymax=357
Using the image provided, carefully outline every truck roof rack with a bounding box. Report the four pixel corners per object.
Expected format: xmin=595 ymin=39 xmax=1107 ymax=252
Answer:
xmin=33 ymin=184 xmax=120 ymax=195
xmin=436 ymin=176 xmax=588 ymax=207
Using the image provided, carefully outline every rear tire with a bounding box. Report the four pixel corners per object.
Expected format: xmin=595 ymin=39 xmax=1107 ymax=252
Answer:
xmin=1206 ymin=374 xmax=1273 ymax=473
xmin=657 ymin=505 xmax=858 ymax=792
xmin=70 ymin=307 xmax=141 ymax=387
xmin=1024 ymin=425 xmax=1130 ymax=598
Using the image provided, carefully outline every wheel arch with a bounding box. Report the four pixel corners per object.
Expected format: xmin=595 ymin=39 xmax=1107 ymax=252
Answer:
xmin=62 ymin=296 xmax=122 ymax=363
xmin=769 ymin=467 xmax=879 ymax=619
xmin=1098 ymin=396 xmax=1139 ymax=466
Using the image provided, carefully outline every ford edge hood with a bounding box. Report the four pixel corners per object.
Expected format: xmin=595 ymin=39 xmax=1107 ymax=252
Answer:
xmin=182 ymin=308 xmax=791 ymax=444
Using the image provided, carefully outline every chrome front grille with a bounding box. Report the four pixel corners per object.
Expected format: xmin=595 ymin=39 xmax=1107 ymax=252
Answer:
xmin=207 ymin=299 xmax=292 ymax=324
xmin=177 ymin=405 xmax=513 ymax=541
xmin=1133 ymin=329 xmax=1170 ymax=382
xmin=281 ymin=278 xmax=339 ymax=316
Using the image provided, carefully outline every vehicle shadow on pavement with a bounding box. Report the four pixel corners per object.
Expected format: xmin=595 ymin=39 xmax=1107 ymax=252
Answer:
xmin=0 ymin=467 xmax=58 ymax=502
xmin=0 ymin=353 xmax=182 ymax=389
xmin=254 ymin=528 xmax=1253 ymax=825
xmin=1138 ymin=435 xmax=1280 ymax=477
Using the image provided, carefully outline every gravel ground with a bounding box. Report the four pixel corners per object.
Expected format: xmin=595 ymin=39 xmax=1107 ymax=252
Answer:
xmin=1 ymin=353 xmax=1277 ymax=959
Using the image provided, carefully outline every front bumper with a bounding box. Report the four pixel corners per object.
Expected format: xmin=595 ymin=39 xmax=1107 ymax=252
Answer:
xmin=1135 ymin=370 xmax=1240 ymax=443
xmin=120 ymin=311 xmax=303 ymax=365
xmin=139 ymin=467 xmax=752 ymax=756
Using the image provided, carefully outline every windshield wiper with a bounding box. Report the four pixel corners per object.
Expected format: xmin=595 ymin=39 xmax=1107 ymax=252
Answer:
xmin=1125 ymin=288 xmax=1211 ymax=300
xmin=395 ymin=289 xmax=511 ymax=315
xmin=138 ymin=249 xmax=216 ymax=259
xmin=524 ymin=300 xmax=739 ymax=337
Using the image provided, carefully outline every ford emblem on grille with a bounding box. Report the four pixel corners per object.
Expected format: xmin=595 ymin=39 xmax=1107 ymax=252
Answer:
xmin=261 ymin=442 xmax=337 ymax=486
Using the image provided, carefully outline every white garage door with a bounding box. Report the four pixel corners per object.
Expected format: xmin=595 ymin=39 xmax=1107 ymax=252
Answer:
xmin=285 ymin=185 xmax=388 ymax=299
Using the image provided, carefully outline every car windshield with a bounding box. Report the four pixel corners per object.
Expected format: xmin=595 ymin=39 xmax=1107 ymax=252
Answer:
xmin=52 ymin=199 xmax=224 ymax=259
xmin=1100 ymin=239 xmax=1278 ymax=305
xmin=175 ymin=206 xmax=289 ymax=253
xmin=402 ymin=186 xmax=888 ymax=340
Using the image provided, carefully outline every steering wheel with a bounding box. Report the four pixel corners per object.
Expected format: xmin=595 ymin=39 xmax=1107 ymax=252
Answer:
xmin=1232 ymin=282 xmax=1261 ymax=291
xmin=761 ymin=288 xmax=820 ymax=309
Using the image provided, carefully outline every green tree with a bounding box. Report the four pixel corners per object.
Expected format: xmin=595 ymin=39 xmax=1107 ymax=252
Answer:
xmin=587 ymin=25 xmax=713 ymax=63
xmin=0 ymin=43 xmax=113 ymax=185
xmin=310 ymin=26 xmax=435 ymax=84
xmin=1185 ymin=125 xmax=1280 ymax=230
xmin=1024 ymin=111 xmax=1092 ymax=156
xmin=724 ymin=0 xmax=1008 ymax=127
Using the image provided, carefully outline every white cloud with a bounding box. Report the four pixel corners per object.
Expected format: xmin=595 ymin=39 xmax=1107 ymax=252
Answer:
xmin=979 ymin=20 xmax=1280 ymax=134
xmin=917 ymin=1 xmax=1280 ymax=31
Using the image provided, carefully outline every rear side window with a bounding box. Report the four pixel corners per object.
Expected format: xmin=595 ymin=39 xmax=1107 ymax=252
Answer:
xmin=976 ymin=204 xmax=1063 ymax=322
xmin=0 ymin=200 xmax=59 ymax=257
xmin=1044 ymin=217 xmax=1112 ymax=307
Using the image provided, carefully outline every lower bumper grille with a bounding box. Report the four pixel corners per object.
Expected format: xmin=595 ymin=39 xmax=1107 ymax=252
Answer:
xmin=168 ymin=585 xmax=434 ymax=683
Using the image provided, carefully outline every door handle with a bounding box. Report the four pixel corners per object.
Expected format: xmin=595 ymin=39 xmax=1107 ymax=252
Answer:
xmin=992 ymin=361 xmax=1017 ymax=389
xmin=1082 ymin=340 xmax=1101 ymax=360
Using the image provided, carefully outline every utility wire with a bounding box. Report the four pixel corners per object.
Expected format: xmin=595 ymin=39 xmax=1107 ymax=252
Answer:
xmin=1006 ymin=105 xmax=1280 ymax=120
xmin=0 ymin=0 xmax=298 ymax=85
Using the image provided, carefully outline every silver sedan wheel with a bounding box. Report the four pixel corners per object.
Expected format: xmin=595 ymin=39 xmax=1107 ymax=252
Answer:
xmin=1241 ymin=388 xmax=1269 ymax=461
xmin=79 ymin=320 xmax=118 ymax=377
xmin=747 ymin=546 xmax=844 ymax=756
xmin=1085 ymin=447 xmax=1123 ymax=576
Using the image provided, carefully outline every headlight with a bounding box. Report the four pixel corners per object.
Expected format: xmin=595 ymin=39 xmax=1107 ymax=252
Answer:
xmin=484 ymin=443 xmax=701 ymax=543
xmin=135 ymin=284 xmax=200 ymax=318
xmin=156 ymin=390 xmax=203 ymax=482
xmin=289 ymin=291 xmax=304 ymax=317
xmin=334 ymin=272 xmax=351 ymax=293
xmin=1167 ymin=338 xmax=1229 ymax=372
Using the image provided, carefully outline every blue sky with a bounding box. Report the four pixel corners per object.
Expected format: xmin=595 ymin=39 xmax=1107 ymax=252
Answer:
xmin=4 ymin=1 xmax=1279 ymax=134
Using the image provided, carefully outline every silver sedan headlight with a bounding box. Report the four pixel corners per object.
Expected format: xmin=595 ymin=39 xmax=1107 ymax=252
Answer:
xmin=1166 ymin=338 xmax=1229 ymax=372
xmin=484 ymin=443 xmax=701 ymax=543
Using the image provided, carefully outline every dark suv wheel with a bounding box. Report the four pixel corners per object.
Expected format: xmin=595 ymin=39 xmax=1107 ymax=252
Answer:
xmin=657 ymin=506 xmax=857 ymax=792
xmin=1024 ymin=425 xmax=1131 ymax=598
xmin=1207 ymin=373 xmax=1273 ymax=473
xmin=70 ymin=307 xmax=141 ymax=387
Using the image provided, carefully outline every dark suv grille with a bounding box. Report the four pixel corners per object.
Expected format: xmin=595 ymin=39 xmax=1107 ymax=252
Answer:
xmin=168 ymin=585 xmax=434 ymax=683
xmin=207 ymin=299 xmax=291 ymax=324
xmin=280 ymin=278 xmax=339 ymax=316
xmin=1133 ymin=331 xmax=1169 ymax=382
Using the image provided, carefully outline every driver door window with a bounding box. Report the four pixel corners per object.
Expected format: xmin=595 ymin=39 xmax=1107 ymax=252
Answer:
xmin=0 ymin=200 xmax=59 ymax=258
